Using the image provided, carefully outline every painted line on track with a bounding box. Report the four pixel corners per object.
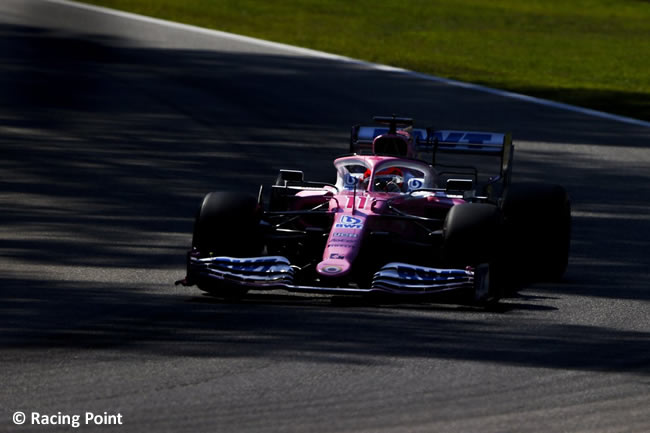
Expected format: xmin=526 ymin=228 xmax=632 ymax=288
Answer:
xmin=45 ymin=0 xmax=650 ymax=129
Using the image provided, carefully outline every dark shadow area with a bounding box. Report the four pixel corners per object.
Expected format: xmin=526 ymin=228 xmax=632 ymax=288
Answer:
xmin=1 ymin=278 xmax=648 ymax=375
xmin=0 ymin=19 xmax=649 ymax=378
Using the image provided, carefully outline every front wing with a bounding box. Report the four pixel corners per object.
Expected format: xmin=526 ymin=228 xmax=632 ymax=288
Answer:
xmin=178 ymin=254 xmax=477 ymax=296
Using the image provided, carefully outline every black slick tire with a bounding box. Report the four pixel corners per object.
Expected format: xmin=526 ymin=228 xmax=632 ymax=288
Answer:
xmin=192 ymin=191 xmax=263 ymax=257
xmin=191 ymin=191 xmax=263 ymax=298
xmin=443 ymin=203 xmax=503 ymax=304
xmin=499 ymin=183 xmax=571 ymax=287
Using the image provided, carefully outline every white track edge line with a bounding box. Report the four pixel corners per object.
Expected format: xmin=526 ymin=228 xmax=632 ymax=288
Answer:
xmin=43 ymin=0 xmax=650 ymax=129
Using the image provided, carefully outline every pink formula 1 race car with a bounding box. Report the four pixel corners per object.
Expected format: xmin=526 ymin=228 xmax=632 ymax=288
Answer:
xmin=177 ymin=116 xmax=571 ymax=305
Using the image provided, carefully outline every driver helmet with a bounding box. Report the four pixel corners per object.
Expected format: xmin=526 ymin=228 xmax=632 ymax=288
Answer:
xmin=366 ymin=167 xmax=404 ymax=192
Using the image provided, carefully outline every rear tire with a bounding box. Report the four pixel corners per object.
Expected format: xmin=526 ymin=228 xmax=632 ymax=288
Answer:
xmin=499 ymin=183 xmax=571 ymax=287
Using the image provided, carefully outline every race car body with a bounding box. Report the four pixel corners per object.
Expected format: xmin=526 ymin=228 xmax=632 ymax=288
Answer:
xmin=178 ymin=116 xmax=570 ymax=304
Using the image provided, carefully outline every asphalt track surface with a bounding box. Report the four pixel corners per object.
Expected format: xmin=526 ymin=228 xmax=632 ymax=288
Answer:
xmin=1 ymin=1 xmax=649 ymax=432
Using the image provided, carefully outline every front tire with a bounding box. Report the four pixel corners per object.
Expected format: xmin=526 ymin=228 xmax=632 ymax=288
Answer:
xmin=192 ymin=191 xmax=263 ymax=257
xmin=191 ymin=191 xmax=263 ymax=298
xmin=443 ymin=203 xmax=503 ymax=304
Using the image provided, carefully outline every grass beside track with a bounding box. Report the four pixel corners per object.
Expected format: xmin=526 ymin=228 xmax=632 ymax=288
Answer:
xmin=79 ymin=0 xmax=650 ymax=122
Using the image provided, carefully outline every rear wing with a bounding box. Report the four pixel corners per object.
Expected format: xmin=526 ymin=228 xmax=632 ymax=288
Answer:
xmin=426 ymin=131 xmax=509 ymax=156
xmin=427 ymin=131 xmax=514 ymax=186
xmin=349 ymin=126 xmax=514 ymax=185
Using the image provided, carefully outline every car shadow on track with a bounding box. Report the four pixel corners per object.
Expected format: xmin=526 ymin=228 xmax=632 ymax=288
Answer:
xmin=192 ymin=292 xmax=559 ymax=313
xmin=2 ymin=273 xmax=648 ymax=376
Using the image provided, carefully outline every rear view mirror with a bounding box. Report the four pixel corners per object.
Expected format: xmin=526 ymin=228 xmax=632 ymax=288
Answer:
xmin=446 ymin=178 xmax=473 ymax=193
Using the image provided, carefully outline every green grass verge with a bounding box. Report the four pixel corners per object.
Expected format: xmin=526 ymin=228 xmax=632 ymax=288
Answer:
xmin=79 ymin=0 xmax=650 ymax=122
